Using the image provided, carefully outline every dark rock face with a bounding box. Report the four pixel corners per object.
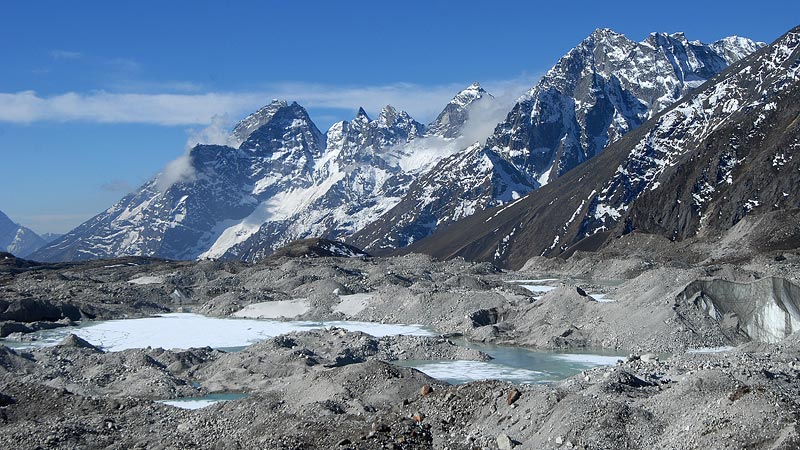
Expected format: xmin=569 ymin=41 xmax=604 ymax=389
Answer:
xmin=267 ymin=238 xmax=368 ymax=259
xmin=0 ymin=299 xmax=82 ymax=323
xmin=407 ymin=27 xmax=799 ymax=269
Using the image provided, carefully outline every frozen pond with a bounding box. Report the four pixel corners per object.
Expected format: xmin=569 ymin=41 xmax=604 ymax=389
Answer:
xmin=2 ymin=313 xmax=435 ymax=352
xmin=507 ymin=277 xmax=621 ymax=302
xmin=2 ymin=313 xmax=622 ymax=384
xmin=398 ymin=340 xmax=624 ymax=384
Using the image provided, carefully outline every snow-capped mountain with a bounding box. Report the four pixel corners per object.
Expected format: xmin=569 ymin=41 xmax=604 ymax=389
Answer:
xmin=32 ymin=84 xmax=491 ymax=262
xmin=208 ymin=104 xmax=426 ymax=262
xmin=29 ymin=29 xmax=767 ymax=263
xmin=350 ymin=29 xmax=764 ymax=253
xmin=0 ymin=210 xmax=45 ymax=257
xmin=33 ymin=101 xmax=326 ymax=261
xmin=221 ymin=84 xmax=497 ymax=261
xmin=406 ymin=26 xmax=799 ymax=269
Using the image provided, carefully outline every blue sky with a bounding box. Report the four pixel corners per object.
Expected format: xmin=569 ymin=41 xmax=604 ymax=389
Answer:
xmin=1 ymin=0 xmax=797 ymax=234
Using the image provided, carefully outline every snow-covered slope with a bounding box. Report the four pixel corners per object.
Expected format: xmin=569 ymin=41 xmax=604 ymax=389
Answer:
xmin=0 ymin=210 xmax=45 ymax=257
xmin=405 ymin=26 xmax=799 ymax=269
xmin=350 ymin=29 xmax=764 ymax=254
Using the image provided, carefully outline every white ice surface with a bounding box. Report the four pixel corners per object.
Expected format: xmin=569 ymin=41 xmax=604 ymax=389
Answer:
xmin=15 ymin=313 xmax=434 ymax=352
xmin=506 ymin=279 xmax=559 ymax=283
xmin=158 ymin=399 xmax=222 ymax=410
xmin=520 ymin=285 xmax=558 ymax=294
xmin=128 ymin=275 xmax=165 ymax=285
xmin=687 ymin=346 xmax=736 ymax=353
xmin=588 ymin=293 xmax=617 ymax=303
xmin=406 ymin=360 xmax=548 ymax=383
xmin=551 ymin=353 xmax=625 ymax=365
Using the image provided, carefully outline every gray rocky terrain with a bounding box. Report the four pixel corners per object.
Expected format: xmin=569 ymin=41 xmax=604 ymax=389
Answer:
xmin=3 ymin=236 xmax=800 ymax=448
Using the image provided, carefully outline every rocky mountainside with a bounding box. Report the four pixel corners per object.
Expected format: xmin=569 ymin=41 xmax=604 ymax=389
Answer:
xmin=32 ymin=84 xmax=491 ymax=262
xmin=350 ymin=30 xmax=764 ymax=253
xmin=0 ymin=210 xmax=45 ymax=257
xmin=406 ymin=26 xmax=800 ymax=269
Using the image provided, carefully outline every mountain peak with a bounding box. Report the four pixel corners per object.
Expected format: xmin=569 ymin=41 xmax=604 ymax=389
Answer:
xmin=355 ymin=107 xmax=371 ymax=122
xmin=466 ymin=81 xmax=483 ymax=90
xmin=377 ymin=105 xmax=398 ymax=126
xmin=425 ymin=82 xmax=493 ymax=139
xmin=711 ymin=35 xmax=767 ymax=64
xmin=238 ymin=100 xmax=324 ymax=155
xmin=453 ymin=82 xmax=488 ymax=102
xmin=589 ymin=28 xmax=625 ymax=40
xmin=230 ymin=99 xmax=290 ymax=147
xmin=0 ymin=209 xmax=45 ymax=258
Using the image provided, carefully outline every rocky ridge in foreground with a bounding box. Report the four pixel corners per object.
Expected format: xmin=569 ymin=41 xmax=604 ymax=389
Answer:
xmin=1 ymin=328 xmax=800 ymax=449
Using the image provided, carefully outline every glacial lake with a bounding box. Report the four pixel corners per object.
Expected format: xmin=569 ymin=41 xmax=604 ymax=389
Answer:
xmin=2 ymin=313 xmax=623 ymax=384
xmin=157 ymin=393 xmax=249 ymax=410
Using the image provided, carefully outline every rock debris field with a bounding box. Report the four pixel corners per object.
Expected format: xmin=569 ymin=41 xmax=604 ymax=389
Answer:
xmin=1 ymin=250 xmax=800 ymax=448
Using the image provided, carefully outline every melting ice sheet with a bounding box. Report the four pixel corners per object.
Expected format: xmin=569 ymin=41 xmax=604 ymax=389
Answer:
xmin=4 ymin=313 xmax=435 ymax=352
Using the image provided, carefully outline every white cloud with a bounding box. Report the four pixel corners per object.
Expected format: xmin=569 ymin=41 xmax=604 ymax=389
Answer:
xmin=154 ymin=115 xmax=242 ymax=192
xmin=0 ymin=90 xmax=263 ymax=126
xmin=50 ymin=50 xmax=82 ymax=60
xmin=156 ymin=153 xmax=196 ymax=192
xmin=185 ymin=114 xmax=237 ymax=148
xmin=0 ymin=75 xmax=539 ymax=129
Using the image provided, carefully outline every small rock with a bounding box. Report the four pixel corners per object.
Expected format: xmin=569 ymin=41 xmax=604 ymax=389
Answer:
xmin=506 ymin=388 xmax=521 ymax=405
xmin=412 ymin=412 xmax=425 ymax=423
xmin=371 ymin=422 xmax=390 ymax=432
xmin=556 ymin=435 xmax=564 ymax=445
xmin=497 ymin=433 xmax=515 ymax=450
xmin=641 ymin=353 xmax=658 ymax=363
xmin=420 ymin=384 xmax=434 ymax=396
xmin=58 ymin=334 xmax=102 ymax=352
xmin=337 ymin=438 xmax=352 ymax=446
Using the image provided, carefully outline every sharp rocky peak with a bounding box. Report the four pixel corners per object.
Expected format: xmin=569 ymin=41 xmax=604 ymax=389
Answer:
xmin=230 ymin=99 xmax=288 ymax=147
xmin=590 ymin=27 xmax=625 ymax=39
xmin=239 ymin=101 xmax=325 ymax=154
xmin=425 ymin=82 xmax=493 ymax=139
xmin=378 ymin=105 xmax=404 ymax=127
xmin=451 ymin=82 xmax=490 ymax=105
xmin=355 ymin=107 xmax=371 ymax=122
